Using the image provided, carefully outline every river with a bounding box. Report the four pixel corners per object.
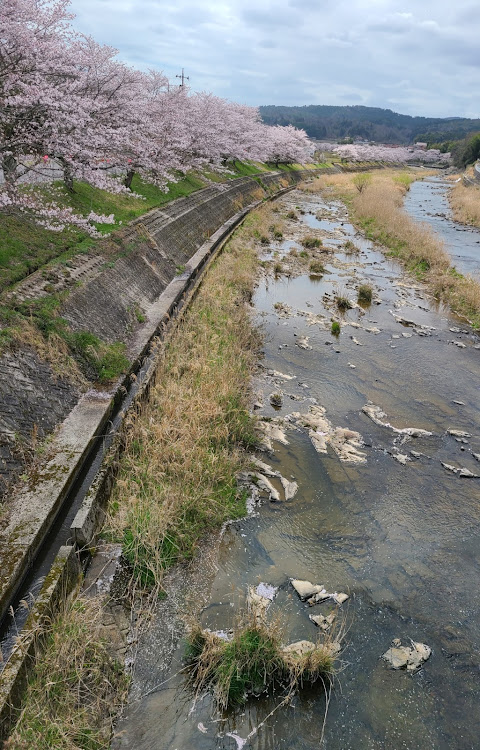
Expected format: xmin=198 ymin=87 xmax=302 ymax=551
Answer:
xmin=113 ymin=181 xmax=480 ymax=750
xmin=404 ymin=175 xmax=480 ymax=277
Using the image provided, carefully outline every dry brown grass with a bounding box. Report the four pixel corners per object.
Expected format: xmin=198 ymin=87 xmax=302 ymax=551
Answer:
xmin=304 ymin=170 xmax=480 ymax=326
xmin=449 ymin=182 xmax=480 ymax=227
xmin=106 ymin=207 xmax=269 ymax=591
xmin=5 ymin=594 xmax=128 ymax=749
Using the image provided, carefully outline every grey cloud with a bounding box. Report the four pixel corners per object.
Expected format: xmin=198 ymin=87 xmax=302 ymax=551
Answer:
xmin=68 ymin=0 xmax=480 ymax=117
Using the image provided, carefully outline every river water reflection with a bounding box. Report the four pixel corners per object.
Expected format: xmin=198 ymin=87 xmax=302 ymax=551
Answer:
xmin=114 ymin=185 xmax=480 ymax=750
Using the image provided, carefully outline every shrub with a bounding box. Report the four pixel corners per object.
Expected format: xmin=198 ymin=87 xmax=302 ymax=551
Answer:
xmin=353 ymin=173 xmax=372 ymax=193
xmin=273 ymin=262 xmax=283 ymax=275
xmin=331 ymin=320 xmax=341 ymax=335
xmin=286 ymin=210 xmax=298 ymax=220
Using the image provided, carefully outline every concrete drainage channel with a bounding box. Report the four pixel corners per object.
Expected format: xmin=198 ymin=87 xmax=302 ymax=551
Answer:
xmin=0 ymin=174 xmax=319 ymax=740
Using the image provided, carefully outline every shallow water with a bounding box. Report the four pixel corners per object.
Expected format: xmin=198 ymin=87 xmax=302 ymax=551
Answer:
xmin=114 ymin=187 xmax=480 ymax=750
xmin=404 ymin=176 xmax=480 ymax=277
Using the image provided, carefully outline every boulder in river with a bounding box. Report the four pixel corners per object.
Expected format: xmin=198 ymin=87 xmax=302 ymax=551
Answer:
xmin=382 ymin=638 xmax=431 ymax=672
xmin=291 ymin=579 xmax=326 ymax=601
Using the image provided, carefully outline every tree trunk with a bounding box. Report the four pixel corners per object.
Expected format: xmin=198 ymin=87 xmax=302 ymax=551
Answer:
xmin=59 ymin=157 xmax=74 ymax=192
xmin=124 ymin=169 xmax=135 ymax=189
xmin=1 ymin=153 xmax=17 ymax=187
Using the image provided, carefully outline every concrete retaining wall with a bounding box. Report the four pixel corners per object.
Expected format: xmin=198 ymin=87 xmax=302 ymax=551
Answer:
xmin=0 ymin=171 xmax=314 ymax=502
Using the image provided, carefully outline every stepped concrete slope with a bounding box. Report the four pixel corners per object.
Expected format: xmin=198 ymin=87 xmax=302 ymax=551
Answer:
xmin=0 ymin=171 xmax=307 ymax=501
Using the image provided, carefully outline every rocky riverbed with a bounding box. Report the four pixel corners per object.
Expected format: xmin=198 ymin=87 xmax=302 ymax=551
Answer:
xmin=112 ymin=184 xmax=480 ymax=750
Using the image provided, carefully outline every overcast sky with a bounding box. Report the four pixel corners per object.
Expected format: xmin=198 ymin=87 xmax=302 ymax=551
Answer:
xmin=69 ymin=0 xmax=480 ymax=118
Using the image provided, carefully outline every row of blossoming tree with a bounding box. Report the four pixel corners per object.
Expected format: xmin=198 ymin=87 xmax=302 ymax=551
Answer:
xmin=316 ymin=142 xmax=451 ymax=165
xmin=0 ymin=0 xmax=313 ymax=233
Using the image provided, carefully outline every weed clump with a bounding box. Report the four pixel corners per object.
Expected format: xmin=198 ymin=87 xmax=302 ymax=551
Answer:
xmin=185 ymin=613 xmax=336 ymax=710
xmin=301 ymin=236 xmax=322 ymax=249
xmin=331 ymin=320 xmax=341 ymax=335
xmin=309 ymin=260 xmax=325 ymax=275
xmin=343 ymin=240 xmax=358 ymax=254
xmin=286 ymin=210 xmax=298 ymax=220
xmin=335 ymin=294 xmax=353 ymax=311
xmin=357 ymin=284 xmax=373 ymax=303
xmin=273 ymin=261 xmax=284 ymax=276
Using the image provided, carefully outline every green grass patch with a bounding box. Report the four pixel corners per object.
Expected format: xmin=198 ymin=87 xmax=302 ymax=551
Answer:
xmin=0 ymin=294 xmax=129 ymax=381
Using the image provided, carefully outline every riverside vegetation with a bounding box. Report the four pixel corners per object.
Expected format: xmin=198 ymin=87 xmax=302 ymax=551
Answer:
xmin=448 ymin=178 xmax=480 ymax=229
xmin=5 ymin=594 xmax=129 ymax=749
xmin=304 ymin=170 xmax=480 ymax=326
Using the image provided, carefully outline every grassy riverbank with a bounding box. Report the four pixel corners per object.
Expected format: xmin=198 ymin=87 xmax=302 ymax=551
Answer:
xmin=448 ymin=180 xmax=480 ymax=228
xmin=5 ymin=594 xmax=128 ymax=749
xmin=305 ymin=170 xmax=480 ymax=326
xmin=105 ymin=204 xmax=283 ymax=590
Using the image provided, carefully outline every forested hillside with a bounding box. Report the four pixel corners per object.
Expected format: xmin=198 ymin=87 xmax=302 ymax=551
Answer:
xmin=259 ymin=105 xmax=480 ymax=144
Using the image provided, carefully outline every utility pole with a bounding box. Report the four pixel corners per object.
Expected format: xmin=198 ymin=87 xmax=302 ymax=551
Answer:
xmin=176 ymin=68 xmax=189 ymax=88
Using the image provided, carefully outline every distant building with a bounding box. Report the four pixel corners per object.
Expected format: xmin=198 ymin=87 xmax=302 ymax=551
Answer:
xmin=415 ymin=142 xmax=428 ymax=150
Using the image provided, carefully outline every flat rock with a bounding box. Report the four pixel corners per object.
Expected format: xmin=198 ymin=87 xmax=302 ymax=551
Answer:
xmin=291 ymin=579 xmax=325 ymax=601
xmin=309 ymin=612 xmax=336 ymax=631
xmin=283 ymin=640 xmax=316 ymax=657
xmin=448 ymin=429 xmax=471 ymax=438
xmin=251 ymin=457 xmax=279 ymax=477
xmin=308 ymin=590 xmax=349 ymax=606
xmin=362 ymin=403 xmax=432 ymax=437
xmin=247 ymin=586 xmax=271 ymax=618
xmin=458 ymin=468 xmax=479 ymax=478
xmin=256 ymin=473 xmax=281 ymax=501
xmin=280 ymin=477 xmax=298 ymax=500
xmin=296 ymin=336 xmax=312 ymax=350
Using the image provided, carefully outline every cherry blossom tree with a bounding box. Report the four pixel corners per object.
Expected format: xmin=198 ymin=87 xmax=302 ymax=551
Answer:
xmin=315 ymin=142 xmax=450 ymax=164
xmin=0 ymin=0 xmax=314 ymax=232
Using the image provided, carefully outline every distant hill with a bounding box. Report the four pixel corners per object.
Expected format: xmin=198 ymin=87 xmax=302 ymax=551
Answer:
xmin=259 ymin=105 xmax=480 ymax=145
